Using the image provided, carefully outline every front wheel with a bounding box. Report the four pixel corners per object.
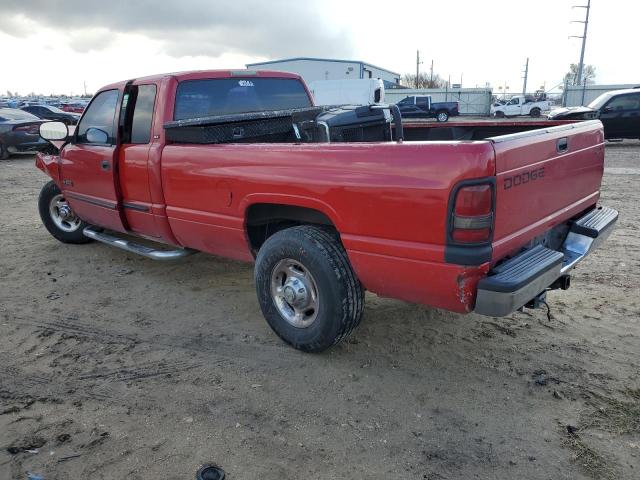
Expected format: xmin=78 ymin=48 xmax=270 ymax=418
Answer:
xmin=436 ymin=110 xmax=449 ymax=122
xmin=38 ymin=181 xmax=92 ymax=244
xmin=254 ymin=225 xmax=364 ymax=352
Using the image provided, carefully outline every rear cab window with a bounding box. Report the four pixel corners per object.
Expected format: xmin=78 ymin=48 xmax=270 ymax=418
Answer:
xmin=119 ymin=84 xmax=157 ymax=144
xmin=173 ymin=78 xmax=312 ymax=120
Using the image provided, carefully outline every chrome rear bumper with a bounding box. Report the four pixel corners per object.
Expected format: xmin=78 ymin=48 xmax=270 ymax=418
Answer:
xmin=474 ymin=206 xmax=618 ymax=317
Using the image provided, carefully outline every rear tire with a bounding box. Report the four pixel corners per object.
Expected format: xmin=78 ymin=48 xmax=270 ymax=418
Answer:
xmin=255 ymin=225 xmax=364 ymax=352
xmin=436 ymin=110 xmax=449 ymax=122
xmin=0 ymin=143 xmax=9 ymax=160
xmin=494 ymin=111 xmax=505 ymax=118
xmin=530 ymin=107 xmax=541 ymax=117
xmin=38 ymin=180 xmax=92 ymax=244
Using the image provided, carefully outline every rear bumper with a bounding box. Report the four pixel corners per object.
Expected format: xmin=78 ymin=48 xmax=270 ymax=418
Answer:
xmin=474 ymin=206 xmax=618 ymax=316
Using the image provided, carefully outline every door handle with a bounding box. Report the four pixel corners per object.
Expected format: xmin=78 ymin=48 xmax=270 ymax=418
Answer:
xmin=557 ymin=137 xmax=568 ymax=153
xmin=101 ymin=160 xmax=110 ymax=171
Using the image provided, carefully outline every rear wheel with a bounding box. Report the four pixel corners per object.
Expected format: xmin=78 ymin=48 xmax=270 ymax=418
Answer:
xmin=494 ymin=111 xmax=505 ymax=118
xmin=0 ymin=143 xmax=9 ymax=160
xmin=254 ymin=225 xmax=364 ymax=352
xmin=38 ymin=181 xmax=92 ymax=244
xmin=436 ymin=110 xmax=449 ymax=122
xmin=530 ymin=107 xmax=541 ymax=117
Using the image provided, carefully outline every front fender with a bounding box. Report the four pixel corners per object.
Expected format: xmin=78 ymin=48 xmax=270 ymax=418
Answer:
xmin=35 ymin=151 xmax=61 ymax=185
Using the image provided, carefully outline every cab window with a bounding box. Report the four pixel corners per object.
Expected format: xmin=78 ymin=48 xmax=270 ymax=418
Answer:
xmin=76 ymin=89 xmax=119 ymax=144
xmin=130 ymin=85 xmax=157 ymax=143
xmin=605 ymin=94 xmax=640 ymax=111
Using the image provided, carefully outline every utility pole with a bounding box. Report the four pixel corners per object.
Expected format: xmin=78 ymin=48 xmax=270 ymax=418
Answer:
xmin=570 ymin=0 xmax=591 ymax=86
xmin=430 ymin=59 xmax=434 ymax=86
xmin=83 ymin=81 xmax=87 ymax=96
xmin=522 ymin=57 xmax=529 ymax=95
xmin=415 ymin=50 xmax=423 ymax=88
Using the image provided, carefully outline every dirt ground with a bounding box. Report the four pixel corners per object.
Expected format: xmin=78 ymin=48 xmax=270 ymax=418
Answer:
xmin=1 ymin=142 xmax=639 ymax=480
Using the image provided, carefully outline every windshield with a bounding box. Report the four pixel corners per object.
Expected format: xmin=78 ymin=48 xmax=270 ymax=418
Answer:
xmin=587 ymin=92 xmax=615 ymax=109
xmin=0 ymin=108 xmax=40 ymax=121
xmin=174 ymin=78 xmax=312 ymax=120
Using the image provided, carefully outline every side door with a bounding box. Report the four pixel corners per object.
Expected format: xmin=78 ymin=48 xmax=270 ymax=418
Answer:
xmin=59 ymin=89 xmax=127 ymax=232
xmin=117 ymin=83 xmax=161 ymax=236
xmin=600 ymin=93 xmax=640 ymax=138
xmin=415 ymin=96 xmax=429 ymax=113
xmin=504 ymin=97 xmax=522 ymax=116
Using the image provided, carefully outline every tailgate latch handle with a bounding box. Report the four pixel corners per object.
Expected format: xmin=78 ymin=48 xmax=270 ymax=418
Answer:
xmin=557 ymin=137 xmax=569 ymax=153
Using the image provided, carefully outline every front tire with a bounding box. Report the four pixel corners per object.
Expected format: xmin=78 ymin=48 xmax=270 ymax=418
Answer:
xmin=255 ymin=225 xmax=364 ymax=352
xmin=38 ymin=181 xmax=92 ymax=244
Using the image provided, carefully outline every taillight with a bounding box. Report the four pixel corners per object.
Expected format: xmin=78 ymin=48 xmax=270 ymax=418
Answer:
xmin=450 ymin=183 xmax=494 ymax=244
xmin=13 ymin=124 xmax=40 ymax=134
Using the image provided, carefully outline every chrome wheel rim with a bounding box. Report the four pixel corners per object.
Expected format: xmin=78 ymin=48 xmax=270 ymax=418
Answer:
xmin=49 ymin=193 xmax=81 ymax=232
xmin=437 ymin=112 xmax=447 ymax=121
xmin=270 ymin=258 xmax=319 ymax=328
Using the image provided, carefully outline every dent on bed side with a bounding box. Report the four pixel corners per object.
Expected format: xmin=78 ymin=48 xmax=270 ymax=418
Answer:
xmin=456 ymin=264 xmax=490 ymax=311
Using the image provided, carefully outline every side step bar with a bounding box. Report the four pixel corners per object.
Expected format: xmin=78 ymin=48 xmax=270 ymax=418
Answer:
xmin=83 ymin=227 xmax=195 ymax=261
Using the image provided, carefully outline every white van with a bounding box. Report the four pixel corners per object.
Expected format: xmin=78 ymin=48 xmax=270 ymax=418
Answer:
xmin=308 ymin=79 xmax=385 ymax=106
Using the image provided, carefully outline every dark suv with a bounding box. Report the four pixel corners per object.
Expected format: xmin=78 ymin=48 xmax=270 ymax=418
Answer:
xmin=548 ymin=88 xmax=640 ymax=139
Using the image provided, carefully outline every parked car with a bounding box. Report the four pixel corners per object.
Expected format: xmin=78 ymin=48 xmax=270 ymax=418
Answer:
xmin=309 ymin=79 xmax=385 ymax=106
xmin=36 ymin=69 xmax=616 ymax=352
xmin=0 ymin=108 xmax=48 ymax=159
xmin=59 ymin=102 xmax=87 ymax=114
xmin=21 ymin=104 xmax=81 ymax=125
xmin=548 ymin=89 xmax=640 ymax=139
xmin=491 ymin=95 xmax=550 ymax=117
xmin=397 ymin=95 xmax=460 ymax=122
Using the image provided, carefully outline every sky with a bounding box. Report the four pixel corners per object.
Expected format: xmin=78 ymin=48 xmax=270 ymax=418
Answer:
xmin=0 ymin=0 xmax=636 ymax=96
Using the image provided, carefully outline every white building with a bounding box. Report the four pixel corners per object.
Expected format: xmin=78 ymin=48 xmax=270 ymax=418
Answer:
xmin=246 ymin=57 xmax=401 ymax=86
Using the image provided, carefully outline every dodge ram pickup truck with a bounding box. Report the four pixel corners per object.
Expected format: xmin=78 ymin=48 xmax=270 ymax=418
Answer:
xmin=36 ymin=69 xmax=617 ymax=352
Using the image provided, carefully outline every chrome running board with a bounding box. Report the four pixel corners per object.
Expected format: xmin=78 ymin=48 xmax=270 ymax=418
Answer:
xmin=83 ymin=227 xmax=195 ymax=261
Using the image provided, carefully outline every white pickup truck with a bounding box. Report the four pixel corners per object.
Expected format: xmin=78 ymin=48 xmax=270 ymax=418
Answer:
xmin=491 ymin=95 xmax=550 ymax=118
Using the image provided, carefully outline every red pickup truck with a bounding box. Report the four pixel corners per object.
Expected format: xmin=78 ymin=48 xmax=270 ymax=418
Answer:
xmin=36 ymin=70 xmax=617 ymax=352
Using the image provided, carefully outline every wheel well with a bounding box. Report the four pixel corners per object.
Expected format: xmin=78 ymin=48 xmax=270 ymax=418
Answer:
xmin=246 ymin=203 xmax=336 ymax=253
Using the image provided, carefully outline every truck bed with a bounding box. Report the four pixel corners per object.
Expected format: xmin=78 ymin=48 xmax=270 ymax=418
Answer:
xmin=158 ymin=119 xmax=605 ymax=313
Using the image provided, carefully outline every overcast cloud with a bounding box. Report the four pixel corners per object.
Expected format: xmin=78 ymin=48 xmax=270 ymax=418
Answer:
xmin=0 ymin=0 xmax=637 ymax=96
xmin=0 ymin=0 xmax=353 ymax=58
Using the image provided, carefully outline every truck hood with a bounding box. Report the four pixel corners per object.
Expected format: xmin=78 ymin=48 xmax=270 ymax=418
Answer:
xmin=547 ymin=106 xmax=597 ymax=120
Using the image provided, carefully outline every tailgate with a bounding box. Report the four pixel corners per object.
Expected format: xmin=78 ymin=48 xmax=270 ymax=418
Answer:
xmin=489 ymin=120 xmax=605 ymax=261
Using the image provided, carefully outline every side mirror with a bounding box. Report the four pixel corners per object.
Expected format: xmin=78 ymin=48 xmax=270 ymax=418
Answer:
xmin=601 ymin=106 xmax=612 ymax=114
xmin=39 ymin=121 xmax=69 ymax=141
xmin=85 ymin=127 xmax=109 ymax=144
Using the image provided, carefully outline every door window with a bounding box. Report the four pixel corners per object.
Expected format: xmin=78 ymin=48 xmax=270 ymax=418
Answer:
xmin=605 ymin=94 xmax=640 ymax=111
xmin=76 ymin=89 xmax=119 ymax=144
xmin=130 ymin=85 xmax=157 ymax=144
xmin=416 ymin=97 xmax=429 ymax=107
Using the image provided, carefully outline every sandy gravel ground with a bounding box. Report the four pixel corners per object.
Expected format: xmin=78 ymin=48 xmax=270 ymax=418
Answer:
xmin=1 ymin=142 xmax=639 ymax=480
